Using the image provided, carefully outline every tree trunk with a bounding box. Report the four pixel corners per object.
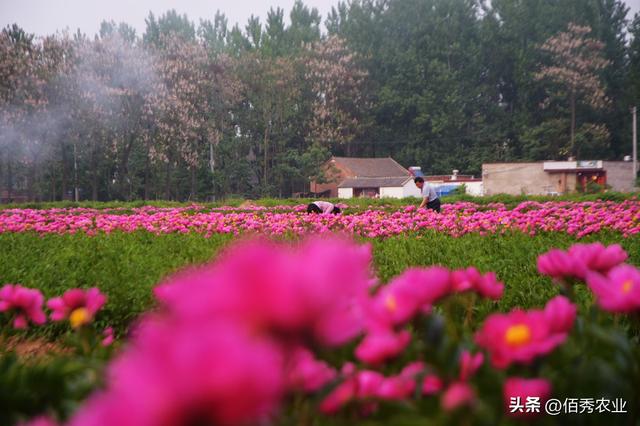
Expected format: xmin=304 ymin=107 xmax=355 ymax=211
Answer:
xmin=61 ymin=145 xmax=67 ymax=201
xmin=164 ymin=161 xmax=171 ymax=200
xmin=91 ymin=144 xmax=98 ymax=201
xmin=144 ymin=154 xmax=150 ymax=200
xmin=27 ymin=164 xmax=34 ymax=202
xmin=51 ymin=164 xmax=56 ymax=202
xmin=190 ymin=167 xmax=197 ymax=201
xmin=119 ymin=134 xmax=135 ymax=201
xmin=570 ymin=90 xmax=576 ymax=158
xmin=210 ymin=142 xmax=215 ymax=199
xmin=7 ymin=158 xmax=12 ymax=202
xmin=263 ymin=124 xmax=270 ymax=188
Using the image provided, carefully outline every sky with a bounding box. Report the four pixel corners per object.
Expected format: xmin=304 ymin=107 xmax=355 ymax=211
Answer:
xmin=1 ymin=0 xmax=639 ymax=38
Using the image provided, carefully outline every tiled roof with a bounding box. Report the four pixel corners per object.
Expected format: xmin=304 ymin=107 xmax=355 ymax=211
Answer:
xmin=338 ymin=176 xmax=412 ymax=188
xmin=331 ymin=157 xmax=411 ymax=178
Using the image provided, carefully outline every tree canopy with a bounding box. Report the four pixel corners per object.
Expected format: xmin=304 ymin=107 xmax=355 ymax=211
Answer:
xmin=0 ymin=0 xmax=638 ymax=201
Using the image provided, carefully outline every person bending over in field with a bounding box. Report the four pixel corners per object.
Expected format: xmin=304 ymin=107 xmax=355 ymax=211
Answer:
xmin=414 ymin=177 xmax=441 ymax=213
xmin=307 ymin=201 xmax=341 ymax=215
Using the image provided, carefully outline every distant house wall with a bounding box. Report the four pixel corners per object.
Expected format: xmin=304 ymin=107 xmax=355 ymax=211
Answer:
xmin=380 ymin=186 xmax=404 ymax=198
xmin=603 ymin=161 xmax=636 ymax=192
xmin=483 ymin=161 xmax=636 ymax=195
xmin=338 ymin=187 xmax=353 ymax=199
xmin=483 ymin=163 xmax=560 ymax=196
xmin=465 ymin=181 xmax=484 ymax=196
xmin=402 ymin=180 xmax=421 ymax=198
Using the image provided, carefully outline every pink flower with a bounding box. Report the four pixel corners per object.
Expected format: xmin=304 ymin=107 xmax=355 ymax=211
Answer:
xmin=320 ymin=377 xmax=358 ymax=414
xmin=355 ymin=370 xmax=385 ymax=398
xmin=422 ymin=375 xmax=444 ymax=395
xmin=537 ymin=249 xmax=579 ymax=280
xmin=101 ymin=327 xmax=114 ymax=347
xmin=355 ymin=328 xmax=411 ymax=365
xmin=543 ymin=296 xmax=576 ymax=333
xmin=399 ymin=361 xmax=426 ymax=379
xmin=459 ymin=351 xmax=484 ymax=381
xmin=475 ymin=309 xmax=568 ymax=369
xmin=474 ymin=272 xmax=504 ymax=300
xmin=369 ymin=267 xmax=451 ymax=326
xmin=0 ymin=284 xmax=46 ymax=329
xmin=441 ymin=382 xmax=475 ymax=411
xmin=70 ymin=319 xmax=285 ymax=426
xmin=451 ymin=267 xmax=504 ymax=299
xmin=504 ymin=377 xmax=552 ymax=418
xmin=586 ymin=264 xmax=640 ymax=313
xmin=47 ymin=288 xmax=106 ymax=328
xmin=538 ymin=243 xmax=628 ymax=281
xmin=287 ymin=347 xmax=337 ymax=393
xmin=155 ymin=238 xmax=372 ymax=346
xmin=452 ymin=267 xmax=481 ymax=292
xmin=376 ymin=375 xmax=415 ymax=400
xmin=568 ymin=243 xmax=627 ymax=277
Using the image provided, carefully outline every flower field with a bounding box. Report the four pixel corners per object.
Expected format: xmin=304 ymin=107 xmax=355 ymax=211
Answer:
xmin=0 ymin=199 xmax=639 ymax=238
xmin=0 ymin=199 xmax=639 ymax=426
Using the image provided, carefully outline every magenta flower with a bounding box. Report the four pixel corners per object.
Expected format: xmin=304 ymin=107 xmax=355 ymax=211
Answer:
xmin=70 ymin=320 xmax=285 ymax=426
xmin=441 ymin=381 xmax=475 ymax=411
xmin=320 ymin=377 xmax=358 ymax=414
xmin=355 ymin=327 xmax=411 ymax=365
xmin=452 ymin=267 xmax=504 ymax=299
xmin=369 ymin=267 xmax=451 ymax=327
xmin=286 ymin=347 xmax=337 ymax=393
xmin=586 ymin=264 xmax=640 ymax=313
xmin=543 ymin=295 xmax=576 ymax=333
xmin=475 ymin=309 xmax=568 ymax=369
xmin=47 ymin=288 xmax=106 ymax=329
xmin=355 ymin=370 xmax=386 ymax=399
xmin=155 ymin=238 xmax=372 ymax=346
xmin=0 ymin=284 xmax=46 ymax=329
xmin=451 ymin=267 xmax=479 ymax=292
xmin=422 ymin=375 xmax=444 ymax=395
xmin=376 ymin=375 xmax=416 ymax=400
xmin=101 ymin=327 xmax=114 ymax=347
xmin=474 ymin=272 xmax=504 ymax=300
xmin=568 ymin=243 xmax=628 ymax=277
xmin=459 ymin=350 xmax=484 ymax=381
xmin=503 ymin=377 xmax=552 ymax=418
xmin=538 ymin=243 xmax=628 ymax=281
xmin=537 ymin=249 xmax=579 ymax=280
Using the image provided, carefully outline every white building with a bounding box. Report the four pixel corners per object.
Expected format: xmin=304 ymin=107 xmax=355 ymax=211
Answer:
xmin=338 ymin=176 xmax=422 ymax=199
xmin=311 ymin=157 xmax=421 ymax=199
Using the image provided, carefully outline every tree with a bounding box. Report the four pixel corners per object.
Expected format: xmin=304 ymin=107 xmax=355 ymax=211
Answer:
xmin=535 ymin=23 xmax=610 ymax=158
xmin=305 ymin=35 xmax=368 ymax=155
xmin=629 ymin=14 xmax=640 ymax=109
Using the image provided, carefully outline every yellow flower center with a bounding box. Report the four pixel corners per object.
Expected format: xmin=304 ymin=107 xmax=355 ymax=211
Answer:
xmin=505 ymin=324 xmax=531 ymax=347
xmin=384 ymin=295 xmax=398 ymax=312
xmin=69 ymin=308 xmax=91 ymax=329
xmin=622 ymin=280 xmax=634 ymax=294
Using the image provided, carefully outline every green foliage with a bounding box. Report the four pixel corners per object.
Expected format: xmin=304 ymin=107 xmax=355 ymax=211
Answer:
xmin=0 ymin=351 xmax=101 ymax=425
xmin=0 ymin=226 xmax=638 ymax=338
xmin=0 ymin=232 xmax=233 ymax=335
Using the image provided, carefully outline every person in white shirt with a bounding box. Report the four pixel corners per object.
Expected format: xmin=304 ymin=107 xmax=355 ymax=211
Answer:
xmin=414 ymin=177 xmax=441 ymax=213
xmin=306 ymin=201 xmax=341 ymax=214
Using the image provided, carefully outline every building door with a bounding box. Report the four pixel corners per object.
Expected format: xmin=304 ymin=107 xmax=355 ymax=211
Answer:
xmin=577 ymin=171 xmax=606 ymax=192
